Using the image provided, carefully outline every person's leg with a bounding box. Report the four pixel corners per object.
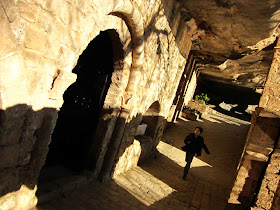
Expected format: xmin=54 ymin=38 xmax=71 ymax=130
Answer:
xmin=183 ymin=152 xmax=195 ymax=179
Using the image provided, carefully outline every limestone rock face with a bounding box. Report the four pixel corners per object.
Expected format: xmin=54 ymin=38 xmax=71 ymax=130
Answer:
xmin=177 ymin=0 xmax=280 ymax=88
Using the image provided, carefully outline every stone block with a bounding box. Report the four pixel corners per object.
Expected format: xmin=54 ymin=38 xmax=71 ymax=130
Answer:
xmin=19 ymin=110 xmax=44 ymax=152
xmin=22 ymin=48 xmax=43 ymax=69
xmin=0 ymin=104 xmax=28 ymax=145
xmin=37 ymin=9 xmax=55 ymax=33
xmin=76 ymin=0 xmax=96 ymax=16
xmin=187 ymin=100 xmax=209 ymax=114
xmin=0 ymin=145 xmax=20 ymax=168
xmin=69 ymin=30 xmax=88 ymax=54
xmin=250 ymin=123 xmax=264 ymax=142
xmin=27 ymin=69 xmax=52 ymax=104
xmin=18 ymin=150 xmax=31 ymax=166
xmin=263 ymin=126 xmax=279 ymax=143
xmin=0 ymin=6 xmax=17 ymax=58
xmin=18 ymin=0 xmax=40 ymax=23
xmin=246 ymin=143 xmax=273 ymax=157
xmin=69 ymin=6 xmax=82 ymax=32
xmin=266 ymin=175 xmax=280 ymax=192
xmin=24 ymin=23 xmax=47 ymax=51
xmin=181 ymin=110 xmax=199 ymax=121
xmin=56 ymin=45 xmax=78 ymax=71
xmin=53 ymin=21 xmax=71 ymax=47
xmin=0 ymin=120 xmax=24 ymax=145
xmin=1 ymin=0 xmax=18 ymax=23
xmin=0 ymin=52 xmax=25 ymax=92
xmin=248 ymin=161 xmax=266 ymax=181
xmin=114 ymin=140 xmax=141 ymax=175
xmin=245 ymin=152 xmax=268 ymax=162
xmin=44 ymin=36 xmax=59 ymax=60
xmin=0 ymin=167 xmax=20 ymax=195
xmin=255 ymin=187 xmax=274 ymax=210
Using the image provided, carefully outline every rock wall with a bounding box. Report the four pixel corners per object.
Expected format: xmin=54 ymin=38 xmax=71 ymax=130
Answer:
xmin=253 ymin=135 xmax=280 ymax=209
xmin=0 ymin=0 xmax=191 ymax=209
xmin=259 ymin=39 xmax=280 ymax=116
xmin=228 ymin=111 xmax=280 ymax=209
xmin=228 ymin=38 xmax=280 ymax=209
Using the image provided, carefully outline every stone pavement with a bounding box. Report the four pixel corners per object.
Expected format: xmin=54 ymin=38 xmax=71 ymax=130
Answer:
xmin=35 ymin=111 xmax=250 ymax=210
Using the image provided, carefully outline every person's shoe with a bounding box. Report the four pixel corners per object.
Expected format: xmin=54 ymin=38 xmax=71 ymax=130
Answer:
xmin=182 ymin=175 xmax=186 ymax=180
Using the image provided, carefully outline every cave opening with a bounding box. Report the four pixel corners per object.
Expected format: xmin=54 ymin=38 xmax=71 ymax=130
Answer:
xmin=38 ymin=30 xmax=114 ymax=185
xmin=194 ymin=74 xmax=261 ymax=121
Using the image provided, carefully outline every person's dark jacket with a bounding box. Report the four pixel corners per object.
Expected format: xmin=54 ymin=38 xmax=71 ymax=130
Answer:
xmin=181 ymin=133 xmax=210 ymax=156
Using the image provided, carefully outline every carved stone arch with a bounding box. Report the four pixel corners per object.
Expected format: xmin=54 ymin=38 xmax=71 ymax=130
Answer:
xmin=110 ymin=0 xmax=145 ymax=99
xmin=40 ymin=29 xmax=126 ymax=181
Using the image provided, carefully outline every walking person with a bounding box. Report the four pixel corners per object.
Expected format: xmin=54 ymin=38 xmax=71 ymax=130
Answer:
xmin=181 ymin=126 xmax=210 ymax=180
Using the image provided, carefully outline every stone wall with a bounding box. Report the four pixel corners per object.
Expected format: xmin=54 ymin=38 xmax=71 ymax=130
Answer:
xmin=228 ymin=37 xmax=280 ymax=209
xmin=0 ymin=0 xmax=191 ymax=208
xmin=228 ymin=110 xmax=280 ymax=209
xmin=253 ymin=134 xmax=280 ymax=209
xmin=259 ymin=38 xmax=280 ymax=116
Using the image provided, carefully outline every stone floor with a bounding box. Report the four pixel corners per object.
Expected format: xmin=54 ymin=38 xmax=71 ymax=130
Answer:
xmin=35 ymin=111 xmax=250 ymax=210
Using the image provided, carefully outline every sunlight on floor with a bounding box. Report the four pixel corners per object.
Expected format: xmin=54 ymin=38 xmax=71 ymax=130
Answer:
xmin=179 ymin=112 xmax=250 ymax=126
xmin=157 ymin=141 xmax=212 ymax=168
xmin=113 ymin=142 xmax=213 ymax=206
xmin=203 ymin=113 xmax=250 ymax=126
xmin=114 ymin=166 xmax=176 ymax=206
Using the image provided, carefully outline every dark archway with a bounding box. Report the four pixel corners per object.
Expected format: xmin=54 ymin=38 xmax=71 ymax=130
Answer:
xmin=39 ymin=30 xmax=115 ymax=183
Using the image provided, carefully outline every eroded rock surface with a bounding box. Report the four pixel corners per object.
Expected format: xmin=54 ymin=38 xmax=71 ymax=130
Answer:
xmin=177 ymin=0 xmax=280 ymax=89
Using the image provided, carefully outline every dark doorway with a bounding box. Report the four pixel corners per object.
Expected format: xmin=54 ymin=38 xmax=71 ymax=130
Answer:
xmin=39 ymin=31 xmax=114 ymax=183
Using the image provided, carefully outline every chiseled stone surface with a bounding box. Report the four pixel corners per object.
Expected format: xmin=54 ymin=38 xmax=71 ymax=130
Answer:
xmin=259 ymin=39 xmax=280 ymax=116
xmin=177 ymin=0 xmax=279 ymax=89
xmin=0 ymin=0 xmax=190 ymax=209
xmin=253 ymin=141 xmax=280 ymax=209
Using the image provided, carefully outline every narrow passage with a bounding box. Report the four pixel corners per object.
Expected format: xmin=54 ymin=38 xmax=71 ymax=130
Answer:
xmin=36 ymin=111 xmax=250 ymax=210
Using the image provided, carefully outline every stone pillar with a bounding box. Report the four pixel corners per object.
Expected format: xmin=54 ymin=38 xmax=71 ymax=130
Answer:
xmin=99 ymin=108 xmax=130 ymax=182
xmin=168 ymin=54 xmax=194 ymax=122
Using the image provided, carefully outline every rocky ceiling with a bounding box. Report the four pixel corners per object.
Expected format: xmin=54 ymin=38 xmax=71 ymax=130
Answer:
xmin=177 ymin=0 xmax=280 ymax=90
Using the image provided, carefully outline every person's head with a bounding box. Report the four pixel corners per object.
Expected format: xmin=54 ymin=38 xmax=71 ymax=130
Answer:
xmin=194 ymin=126 xmax=203 ymax=136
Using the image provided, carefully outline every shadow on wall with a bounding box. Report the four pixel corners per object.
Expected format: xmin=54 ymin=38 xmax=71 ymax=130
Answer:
xmin=0 ymin=104 xmax=58 ymax=208
xmin=0 ymin=3 xmax=188 ymax=207
xmin=0 ymin=106 xmax=235 ymax=209
xmin=0 ymin=104 xmax=167 ymax=207
xmin=97 ymin=105 xmax=166 ymax=182
xmin=232 ymin=159 xmax=266 ymax=209
xmin=227 ymin=113 xmax=280 ymax=209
